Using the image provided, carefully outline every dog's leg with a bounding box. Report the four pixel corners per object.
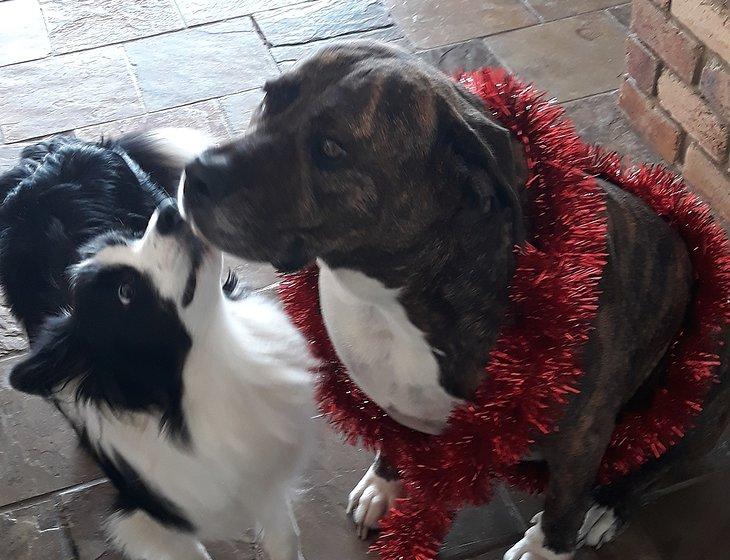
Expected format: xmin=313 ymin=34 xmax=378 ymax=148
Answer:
xmin=505 ymin=399 xmax=620 ymax=560
xmin=347 ymin=451 xmax=404 ymax=539
xmin=260 ymin=497 xmax=304 ymax=560
xmin=107 ymin=510 xmax=211 ymax=560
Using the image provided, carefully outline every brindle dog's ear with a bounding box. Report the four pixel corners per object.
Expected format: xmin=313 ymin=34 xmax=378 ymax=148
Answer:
xmin=437 ymin=88 xmax=525 ymax=240
xmin=9 ymin=314 xmax=81 ymax=396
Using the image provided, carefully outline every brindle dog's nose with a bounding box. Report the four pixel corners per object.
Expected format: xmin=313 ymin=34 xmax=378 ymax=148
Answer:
xmin=184 ymin=152 xmax=234 ymax=202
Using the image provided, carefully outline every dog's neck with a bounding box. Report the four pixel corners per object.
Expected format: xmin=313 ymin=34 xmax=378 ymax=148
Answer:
xmin=322 ymin=204 xmax=519 ymax=399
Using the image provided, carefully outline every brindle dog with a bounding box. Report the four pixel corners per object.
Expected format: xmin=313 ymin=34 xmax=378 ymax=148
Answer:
xmin=180 ymin=42 xmax=729 ymax=559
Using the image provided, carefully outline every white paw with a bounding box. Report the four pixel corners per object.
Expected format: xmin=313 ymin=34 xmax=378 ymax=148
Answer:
xmin=577 ymin=505 xmax=621 ymax=548
xmin=504 ymin=513 xmax=574 ymax=560
xmin=346 ymin=463 xmax=404 ymax=540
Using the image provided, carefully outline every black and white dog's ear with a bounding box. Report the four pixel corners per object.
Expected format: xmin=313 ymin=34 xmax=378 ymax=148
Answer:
xmin=9 ymin=314 xmax=80 ymax=396
xmin=437 ymin=88 xmax=525 ymax=240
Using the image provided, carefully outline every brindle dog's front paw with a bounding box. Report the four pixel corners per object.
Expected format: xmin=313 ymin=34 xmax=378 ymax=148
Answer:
xmin=346 ymin=463 xmax=404 ymax=540
xmin=504 ymin=514 xmax=574 ymax=560
xmin=576 ymin=505 xmax=622 ymax=548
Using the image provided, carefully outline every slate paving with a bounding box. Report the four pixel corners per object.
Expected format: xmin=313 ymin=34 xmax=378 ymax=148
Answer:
xmin=0 ymin=1 xmax=728 ymax=559
xmin=39 ymin=0 xmax=185 ymax=54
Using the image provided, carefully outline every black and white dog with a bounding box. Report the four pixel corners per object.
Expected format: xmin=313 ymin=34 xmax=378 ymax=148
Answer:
xmin=1 ymin=132 xmax=314 ymax=560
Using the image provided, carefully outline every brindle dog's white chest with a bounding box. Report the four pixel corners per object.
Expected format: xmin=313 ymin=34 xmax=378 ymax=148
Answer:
xmin=318 ymin=260 xmax=463 ymax=435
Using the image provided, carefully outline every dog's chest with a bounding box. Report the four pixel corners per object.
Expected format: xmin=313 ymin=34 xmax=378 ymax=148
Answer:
xmin=318 ymin=261 xmax=463 ymax=435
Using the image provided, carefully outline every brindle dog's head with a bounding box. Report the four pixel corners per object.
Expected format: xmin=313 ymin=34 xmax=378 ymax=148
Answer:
xmin=181 ymin=41 xmax=524 ymax=272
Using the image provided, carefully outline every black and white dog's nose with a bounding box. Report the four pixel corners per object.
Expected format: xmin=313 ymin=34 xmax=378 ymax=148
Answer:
xmin=156 ymin=199 xmax=184 ymax=234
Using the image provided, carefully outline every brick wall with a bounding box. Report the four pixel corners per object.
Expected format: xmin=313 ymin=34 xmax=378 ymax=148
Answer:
xmin=620 ymin=0 xmax=729 ymax=218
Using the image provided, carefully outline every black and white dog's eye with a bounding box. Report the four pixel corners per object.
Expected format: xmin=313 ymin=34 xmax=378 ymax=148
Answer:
xmin=320 ymin=138 xmax=346 ymax=160
xmin=118 ymin=283 xmax=134 ymax=305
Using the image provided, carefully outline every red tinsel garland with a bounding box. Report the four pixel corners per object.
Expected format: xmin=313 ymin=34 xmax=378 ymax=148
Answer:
xmin=278 ymin=69 xmax=730 ymax=560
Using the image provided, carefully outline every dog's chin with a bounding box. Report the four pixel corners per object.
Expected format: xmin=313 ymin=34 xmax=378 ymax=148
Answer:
xmin=274 ymin=257 xmax=312 ymax=274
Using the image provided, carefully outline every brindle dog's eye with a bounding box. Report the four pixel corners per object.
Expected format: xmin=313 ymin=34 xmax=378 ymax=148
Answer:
xmin=320 ymin=138 xmax=346 ymax=160
xmin=118 ymin=283 xmax=134 ymax=306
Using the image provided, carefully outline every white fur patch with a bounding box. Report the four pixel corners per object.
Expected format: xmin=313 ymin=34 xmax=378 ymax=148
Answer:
xmin=504 ymin=513 xmax=574 ymax=560
xmin=318 ymin=260 xmax=464 ymax=435
xmin=346 ymin=462 xmax=404 ymax=539
xmin=108 ymin=510 xmax=212 ymax=560
xmin=143 ymin=127 xmax=216 ymax=169
xmin=577 ymin=505 xmax=621 ymax=548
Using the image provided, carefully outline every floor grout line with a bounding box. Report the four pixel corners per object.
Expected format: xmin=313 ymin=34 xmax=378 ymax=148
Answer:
xmin=0 ymin=478 xmax=107 ymax=514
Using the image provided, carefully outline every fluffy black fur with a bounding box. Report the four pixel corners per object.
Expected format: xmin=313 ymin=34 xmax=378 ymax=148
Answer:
xmin=0 ymin=133 xmax=178 ymax=342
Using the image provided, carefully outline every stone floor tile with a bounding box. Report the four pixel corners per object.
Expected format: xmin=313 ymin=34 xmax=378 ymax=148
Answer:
xmin=278 ymin=60 xmax=298 ymax=72
xmin=0 ymin=302 xmax=27 ymax=357
xmin=58 ymin=482 xmax=124 ymax=560
xmin=75 ymin=100 xmax=231 ymax=142
xmin=125 ymin=18 xmax=278 ymax=112
xmin=525 ymin=0 xmax=627 ymax=22
xmin=296 ymin=421 xmax=377 ymax=560
xmin=417 ymin=38 xmax=501 ymax=76
xmin=505 ymin=487 xmax=543 ymax=527
xmin=0 ymin=499 xmax=75 ymax=560
xmin=39 ymin=0 xmax=185 ymax=54
xmin=0 ymin=144 xmax=25 ymax=173
xmin=607 ymin=3 xmax=632 ymax=28
xmin=441 ymin=499 xmax=524 ymax=559
xmin=205 ymin=540 xmax=258 ymax=560
xmin=269 ymin=25 xmax=409 ymax=64
xmin=386 ymin=0 xmax=538 ymax=49
xmin=0 ymin=0 xmax=51 ymax=67
xmin=220 ymin=89 xmax=266 ymax=136
xmin=255 ymin=0 xmax=392 ymax=47
xmin=472 ymin=547 xmax=511 ymax=560
xmin=0 ymin=46 xmax=144 ymax=142
xmin=582 ymin=521 xmax=665 ymax=560
xmin=636 ymin=468 xmax=730 ymax=560
xmin=174 ymin=0 xmax=308 ymax=26
xmin=563 ymin=91 xmax=662 ymax=164
xmin=486 ymin=12 xmax=627 ymax=102
xmin=0 ymin=355 xmax=102 ymax=508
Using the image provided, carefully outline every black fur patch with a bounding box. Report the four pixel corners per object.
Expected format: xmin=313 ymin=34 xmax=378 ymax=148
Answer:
xmin=72 ymin=422 xmax=194 ymax=532
xmin=0 ymin=135 xmax=168 ymax=342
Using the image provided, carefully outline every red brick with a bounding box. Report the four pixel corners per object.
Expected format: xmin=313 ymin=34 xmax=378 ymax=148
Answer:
xmin=632 ymin=0 xmax=703 ymax=83
xmin=657 ymin=70 xmax=728 ymax=161
xmin=701 ymin=58 xmax=730 ymax=120
xmin=683 ymin=143 xmax=730 ymax=220
xmin=619 ymin=78 xmax=684 ymax=162
xmin=672 ymin=0 xmax=730 ymax=61
xmin=626 ymin=35 xmax=661 ymax=94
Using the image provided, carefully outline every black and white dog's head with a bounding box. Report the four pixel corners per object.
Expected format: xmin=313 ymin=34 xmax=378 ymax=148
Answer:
xmin=0 ymin=130 xmax=212 ymax=342
xmin=9 ymin=201 xmax=225 ymax=438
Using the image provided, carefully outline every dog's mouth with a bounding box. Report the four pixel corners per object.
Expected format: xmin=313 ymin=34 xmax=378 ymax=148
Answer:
xmin=272 ymin=237 xmax=313 ymax=273
xmin=152 ymin=199 xmax=220 ymax=307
